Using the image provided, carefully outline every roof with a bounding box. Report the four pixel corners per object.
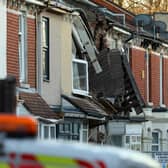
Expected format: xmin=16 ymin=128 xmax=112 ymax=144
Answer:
xmin=62 ymin=95 xmax=107 ymax=118
xmin=90 ymin=0 xmax=135 ymax=23
xmin=19 ymin=92 xmax=63 ymax=120
xmin=89 ymin=49 xmax=145 ymax=115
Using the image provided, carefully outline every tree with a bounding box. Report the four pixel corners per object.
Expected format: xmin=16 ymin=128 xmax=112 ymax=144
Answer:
xmin=109 ymin=0 xmax=168 ymax=14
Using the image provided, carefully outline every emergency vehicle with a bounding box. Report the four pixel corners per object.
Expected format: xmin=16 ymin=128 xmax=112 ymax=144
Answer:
xmin=0 ymin=113 xmax=161 ymax=168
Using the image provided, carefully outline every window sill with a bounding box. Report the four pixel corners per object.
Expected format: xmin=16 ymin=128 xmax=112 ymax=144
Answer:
xmin=43 ymin=79 xmax=50 ymax=83
xmin=20 ymin=83 xmax=30 ymax=89
xmin=72 ymin=89 xmax=89 ymax=96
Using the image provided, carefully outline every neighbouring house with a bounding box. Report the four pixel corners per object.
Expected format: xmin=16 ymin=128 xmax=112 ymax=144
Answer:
xmin=6 ymin=0 xmax=63 ymax=139
xmin=35 ymin=1 xmax=107 ymax=143
xmin=61 ymin=0 xmax=168 ymax=153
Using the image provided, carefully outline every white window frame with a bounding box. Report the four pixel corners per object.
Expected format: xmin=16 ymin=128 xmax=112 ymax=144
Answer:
xmin=80 ymin=122 xmax=88 ymax=143
xmin=40 ymin=124 xmax=56 ymax=140
xmin=152 ymin=131 xmax=160 ymax=151
xmin=19 ymin=11 xmax=27 ymax=83
xmin=125 ymin=135 xmax=141 ymax=151
xmin=42 ymin=16 xmax=50 ymax=81
xmin=72 ymin=58 xmax=89 ymax=96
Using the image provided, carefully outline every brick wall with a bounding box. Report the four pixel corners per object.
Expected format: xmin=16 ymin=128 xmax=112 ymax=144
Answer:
xmin=163 ymin=57 xmax=168 ymax=106
xmin=7 ymin=11 xmax=36 ymax=88
xmin=7 ymin=12 xmax=19 ymax=84
xmin=27 ymin=18 xmax=36 ymax=88
xmin=130 ymin=47 xmax=146 ymax=102
xmin=149 ymin=53 xmax=160 ymax=106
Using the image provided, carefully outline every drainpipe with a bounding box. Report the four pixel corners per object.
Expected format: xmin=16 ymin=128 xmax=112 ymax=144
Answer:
xmin=146 ymin=48 xmax=150 ymax=103
xmin=160 ymin=51 xmax=163 ymax=106
xmin=0 ymin=0 xmax=7 ymax=79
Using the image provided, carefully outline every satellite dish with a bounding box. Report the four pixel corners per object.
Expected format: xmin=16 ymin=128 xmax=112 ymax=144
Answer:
xmin=133 ymin=14 xmax=152 ymax=27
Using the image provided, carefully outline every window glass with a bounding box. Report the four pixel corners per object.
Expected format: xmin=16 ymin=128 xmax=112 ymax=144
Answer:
xmin=59 ymin=124 xmax=64 ymax=132
xmin=42 ymin=17 xmax=49 ymax=47
xmin=111 ymin=135 xmax=123 ymax=147
xmin=73 ymin=60 xmax=87 ymax=92
xmin=42 ymin=17 xmax=49 ymax=81
xmin=152 ymin=132 xmax=159 ymax=144
xmin=152 ymin=146 xmax=159 ymax=151
xmin=44 ymin=126 xmax=49 ymax=139
xmin=64 ymin=123 xmax=70 ymax=132
xmin=57 ymin=122 xmax=82 ymax=141
xmin=152 ymin=131 xmax=160 ymax=151
xmin=125 ymin=135 xmax=141 ymax=151
xmin=19 ymin=12 xmax=27 ymax=83
xmin=73 ymin=123 xmax=79 ymax=134
xmin=126 ymin=136 xmax=130 ymax=144
xmin=82 ymin=130 xmax=88 ymax=142
xmin=50 ymin=126 xmax=55 ymax=139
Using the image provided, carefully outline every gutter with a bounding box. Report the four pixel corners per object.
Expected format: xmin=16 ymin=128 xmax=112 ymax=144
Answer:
xmin=25 ymin=0 xmax=45 ymax=6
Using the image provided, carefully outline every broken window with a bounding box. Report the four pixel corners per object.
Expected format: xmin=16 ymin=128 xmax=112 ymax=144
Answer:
xmin=72 ymin=15 xmax=102 ymax=74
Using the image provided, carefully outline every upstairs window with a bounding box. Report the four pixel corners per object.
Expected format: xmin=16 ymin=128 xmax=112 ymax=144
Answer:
xmin=42 ymin=17 xmax=49 ymax=81
xmin=72 ymin=28 xmax=89 ymax=96
xmin=19 ymin=11 xmax=27 ymax=83
xmin=72 ymin=58 xmax=88 ymax=95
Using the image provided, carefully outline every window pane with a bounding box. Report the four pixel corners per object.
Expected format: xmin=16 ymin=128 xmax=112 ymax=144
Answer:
xmin=64 ymin=123 xmax=70 ymax=132
xmin=82 ymin=130 xmax=88 ymax=142
xmin=42 ymin=17 xmax=49 ymax=47
xmin=73 ymin=123 xmax=79 ymax=134
xmin=131 ymin=136 xmax=137 ymax=142
xmin=152 ymin=145 xmax=159 ymax=151
xmin=44 ymin=126 xmax=49 ymax=139
xmin=152 ymin=132 xmax=159 ymax=144
xmin=42 ymin=49 xmax=49 ymax=80
xmin=50 ymin=126 xmax=55 ymax=139
xmin=59 ymin=124 xmax=64 ymax=132
xmin=42 ymin=17 xmax=49 ymax=81
xmin=126 ymin=136 xmax=130 ymax=144
xmin=72 ymin=135 xmax=79 ymax=140
xmin=111 ymin=136 xmax=122 ymax=147
xmin=73 ymin=61 xmax=87 ymax=91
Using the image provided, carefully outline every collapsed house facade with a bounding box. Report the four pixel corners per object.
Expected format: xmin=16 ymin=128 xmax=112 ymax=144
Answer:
xmin=62 ymin=0 xmax=168 ymax=153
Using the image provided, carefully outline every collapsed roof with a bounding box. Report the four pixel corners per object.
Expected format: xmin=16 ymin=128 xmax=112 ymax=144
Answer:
xmin=89 ymin=49 xmax=145 ymax=115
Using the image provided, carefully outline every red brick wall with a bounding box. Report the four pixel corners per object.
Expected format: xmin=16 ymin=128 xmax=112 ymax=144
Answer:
xmin=163 ymin=57 xmax=168 ymax=106
xmin=130 ymin=48 xmax=146 ymax=102
xmin=7 ymin=12 xmax=19 ymax=85
xmin=149 ymin=53 xmax=160 ymax=106
xmin=27 ymin=18 xmax=36 ymax=88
